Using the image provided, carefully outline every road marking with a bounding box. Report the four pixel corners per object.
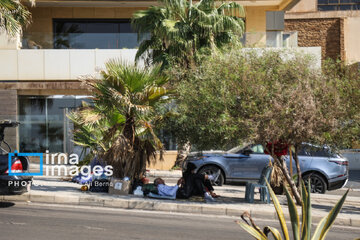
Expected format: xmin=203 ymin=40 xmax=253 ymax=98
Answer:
xmin=83 ymin=226 xmax=106 ymax=231
xmin=9 ymin=222 xmax=26 ymax=225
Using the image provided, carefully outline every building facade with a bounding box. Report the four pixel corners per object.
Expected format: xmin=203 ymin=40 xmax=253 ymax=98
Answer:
xmin=285 ymin=0 xmax=360 ymax=63
xmin=0 ymin=0 xmax=302 ymax=167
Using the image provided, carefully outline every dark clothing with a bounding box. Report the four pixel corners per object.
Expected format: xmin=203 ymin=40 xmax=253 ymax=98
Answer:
xmin=176 ymin=173 xmax=214 ymax=199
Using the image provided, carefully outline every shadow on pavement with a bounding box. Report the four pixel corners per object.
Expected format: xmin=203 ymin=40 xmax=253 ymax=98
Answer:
xmin=0 ymin=202 xmax=15 ymax=208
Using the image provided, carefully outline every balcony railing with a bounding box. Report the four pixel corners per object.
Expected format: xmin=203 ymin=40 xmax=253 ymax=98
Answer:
xmin=22 ymin=32 xmax=143 ymax=49
xmin=21 ymin=31 xmax=297 ymax=50
xmin=0 ymin=49 xmax=139 ymax=80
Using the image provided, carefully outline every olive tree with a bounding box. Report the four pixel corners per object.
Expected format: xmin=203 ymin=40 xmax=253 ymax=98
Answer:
xmin=168 ymin=50 xmax=360 ymax=204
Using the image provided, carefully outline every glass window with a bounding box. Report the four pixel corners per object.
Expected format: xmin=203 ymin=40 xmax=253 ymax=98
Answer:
xmin=339 ymin=4 xmax=353 ymax=9
xmin=18 ymin=96 xmax=90 ymax=153
xmin=157 ymin=129 xmax=177 ymax=151
xmin=318 ymin=0 xmax=360 ymax=11
xmin=251 ymin=144 xmax=265 ymax=154
xmin=318 ymin=0 xmax=329 ymax=4
xmin=297 ymin=145 xmax=312 ymax=156
xmin=53 ymin=19 xmax=141 ymax=49
xmin=318 ymin=5 xmax=338 ymax=10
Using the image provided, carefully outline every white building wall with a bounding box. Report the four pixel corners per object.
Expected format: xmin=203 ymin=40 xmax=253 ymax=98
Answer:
xmin=0 ymin=49 xmax=140 ymax=80
xmin=0 ymin=47 xmax=321 ymax=81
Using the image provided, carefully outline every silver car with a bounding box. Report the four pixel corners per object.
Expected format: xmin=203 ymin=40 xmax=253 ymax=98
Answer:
xmin=183 ymin=144 xmax=349 ymax=193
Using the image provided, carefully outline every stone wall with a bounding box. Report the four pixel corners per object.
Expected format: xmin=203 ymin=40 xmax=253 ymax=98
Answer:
xmin=285 ymin=18 xmax=345 ymax=61
xmin=0 ymin=90 xmax=18 ymax=152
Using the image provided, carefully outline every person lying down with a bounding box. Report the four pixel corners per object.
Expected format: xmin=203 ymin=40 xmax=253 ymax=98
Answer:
xmin=153 ymin=163 xmax=221 ymax=202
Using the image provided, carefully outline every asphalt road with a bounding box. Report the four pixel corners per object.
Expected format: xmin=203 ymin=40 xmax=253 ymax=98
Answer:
xmin=0 ymin=202 xmax=359 ymax=240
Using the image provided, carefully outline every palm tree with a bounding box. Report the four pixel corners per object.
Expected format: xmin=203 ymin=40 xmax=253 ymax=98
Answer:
xmin=72 ymin=59 xmax=172 ymax=180
xmin=67 ymin=101 xmax=125 ymax=165
xmin=0 ymin=0 xmax=33 ymax=36
xmin=132 ymin=0 xmax=245 ymax=69
xmin=133 ymin=0 xmax=245 ymax=167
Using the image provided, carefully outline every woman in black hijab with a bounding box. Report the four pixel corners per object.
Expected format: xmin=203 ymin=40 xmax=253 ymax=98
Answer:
xmin=177 ymin=162 xmax=219 ymax=201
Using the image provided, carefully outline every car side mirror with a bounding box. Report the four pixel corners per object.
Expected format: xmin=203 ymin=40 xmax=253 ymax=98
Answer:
xmin=242 ymin=149 xmax=253 ymax=156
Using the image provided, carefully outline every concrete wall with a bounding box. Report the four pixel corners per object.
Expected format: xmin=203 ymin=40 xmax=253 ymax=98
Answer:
xmin=148 ymin=151 xmax=177 ymax=170
xmin=0 ymin=49 xmax=139 ymax=80
xmin=245 ymin=6 xmax=279 ymax=46
xmin=341 ymin=150 xmax=360 ymax=170
xmin=286 ymin=0 xmax=317 ymax=13
xmin=285 ymin=18 xmax=344 ymax=60
xmin=344 ymin=17 xmax=360 ymax=64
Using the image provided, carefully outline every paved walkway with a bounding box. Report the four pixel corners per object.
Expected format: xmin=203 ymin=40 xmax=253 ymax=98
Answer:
xmin=1 ymin=176 xmax=359 ymax=228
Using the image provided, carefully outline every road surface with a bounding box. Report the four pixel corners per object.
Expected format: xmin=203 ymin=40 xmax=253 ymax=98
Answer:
xmin=0 ymin=202 xmax=359 ymax=240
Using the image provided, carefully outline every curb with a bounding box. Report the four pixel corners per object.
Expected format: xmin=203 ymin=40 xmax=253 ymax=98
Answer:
xmin=146 ymin=170 xmax=182 ymax=178
xmin=1 ymin=192 xmax=358 ymax=228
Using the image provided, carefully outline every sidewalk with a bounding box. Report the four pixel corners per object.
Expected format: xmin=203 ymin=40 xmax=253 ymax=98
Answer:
xmin=1 ymin=176 xmax=359 ymax=228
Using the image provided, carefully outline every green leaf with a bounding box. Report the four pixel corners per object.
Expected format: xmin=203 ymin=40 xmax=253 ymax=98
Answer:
xmin=236 ymin=221 xmax=267 ymax=240
xmin=301 ymin=180 xmax=311 ymax=240
xmin=266 ymin=179 xmax=290 ymax=240
xmin=284 ymin=186 xmax=300 ymax=240
xmin=264 ymin=226 xmax=283 ymax=240
xmin=311 ymin=189 xmax=349 ymax=240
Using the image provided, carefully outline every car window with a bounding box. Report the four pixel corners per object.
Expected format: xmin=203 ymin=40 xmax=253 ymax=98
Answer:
xmin=310 ymin=148 xmax=331 ymax=157
xmin=297 ymin=144 xmax=335 ymax=157
xmin=297 ymin=145 xmax=312 ymax=156
xmin=251 ymin=144 xmax=264 ymax=154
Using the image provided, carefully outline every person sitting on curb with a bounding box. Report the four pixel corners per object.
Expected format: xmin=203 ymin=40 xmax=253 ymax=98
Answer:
xmin=178 ymin=162 xmax=220 ymax=200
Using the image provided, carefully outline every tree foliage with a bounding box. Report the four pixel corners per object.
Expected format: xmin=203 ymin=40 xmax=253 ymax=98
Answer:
xmin=170 ymin=49 xmax=360 ymax=150
xmin=69 ymin=60 xmax=173 ymax=180
xmin=132 ymin=0 xmax=245 ymax=69
xmin=167 ymin=49 xmax=360 ymax=203
xmin=0 ymin=0 xmax=33 ymax=36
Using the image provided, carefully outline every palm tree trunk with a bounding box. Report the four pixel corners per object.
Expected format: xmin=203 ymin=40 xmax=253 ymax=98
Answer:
xmin=123 ymin=115 xmax=135 ymax=144
xmin=174 ymin=142 xmax=191 ymax=168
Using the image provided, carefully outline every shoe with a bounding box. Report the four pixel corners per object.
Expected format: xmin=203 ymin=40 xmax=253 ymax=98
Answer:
xmin=204 ymin=192 xmax=216 ymax=203
xmin=208 ymin=169 xmax=221 ymax=182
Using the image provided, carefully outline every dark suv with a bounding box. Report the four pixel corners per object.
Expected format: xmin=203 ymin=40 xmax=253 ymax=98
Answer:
xmin=0 ymin=120 xmax=32 ymax=194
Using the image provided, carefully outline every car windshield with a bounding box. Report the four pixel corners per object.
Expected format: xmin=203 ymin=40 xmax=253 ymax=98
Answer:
xmin=227 ymin=143 xmax=250 ymax=154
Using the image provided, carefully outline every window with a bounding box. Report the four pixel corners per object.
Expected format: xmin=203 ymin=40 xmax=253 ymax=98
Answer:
xmin=251 ymin=144 xmax=265 ymax=154
xmin=53 ymin=19 xmax=142 ymax=49
xmin=18 ymin=96 xmax=90 ymax=153
xmin=157 ymin=129 xmax=177 ymax=151
xmin=318 ymin=0 xmax=360 ymax=11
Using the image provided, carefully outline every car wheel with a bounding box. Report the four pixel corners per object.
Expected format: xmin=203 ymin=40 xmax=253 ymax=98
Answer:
xmin=303 ymin=173 xmax=327 ymax=194
xmin=198 ymin=165 xmax=224 ymax=186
